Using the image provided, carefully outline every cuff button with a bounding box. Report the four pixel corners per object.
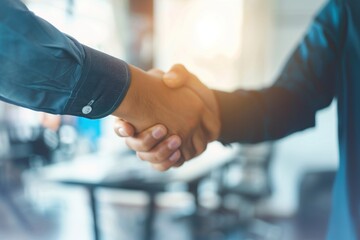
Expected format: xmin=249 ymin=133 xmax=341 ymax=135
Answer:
xmin=82 ymin=105 xmax=92 ymax=115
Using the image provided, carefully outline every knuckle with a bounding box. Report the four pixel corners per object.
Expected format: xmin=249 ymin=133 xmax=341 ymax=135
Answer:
xmin=138 ymin=141 xmax=151 ymax=152
xmin=154 ymin=152 xmax=165 ymax=163
xmin=142 ymin=153 xmax=160 ymax=164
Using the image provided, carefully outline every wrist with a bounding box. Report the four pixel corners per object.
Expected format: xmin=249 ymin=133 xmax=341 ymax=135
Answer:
xmin=112 ymin=65 xmax=142 ymax=120
xmin=112 ymin=65 xmax=163 ymax=132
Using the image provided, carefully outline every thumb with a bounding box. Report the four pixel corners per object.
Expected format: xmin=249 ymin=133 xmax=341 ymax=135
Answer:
xmin=114 ymin=118 xmax=135 ymax=137
xmin=147 ymin=68 xmax=165 ymax=78
xmin=163 ymin=64 xmax=190 ymax=88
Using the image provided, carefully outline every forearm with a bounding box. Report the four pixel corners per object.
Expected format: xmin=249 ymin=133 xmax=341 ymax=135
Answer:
xmin=214 ymin=87 xmax=316 ymax=144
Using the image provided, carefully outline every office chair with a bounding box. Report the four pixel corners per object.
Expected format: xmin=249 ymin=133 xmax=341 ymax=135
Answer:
xmin=198 ymin=143 xmax=281 ymax=240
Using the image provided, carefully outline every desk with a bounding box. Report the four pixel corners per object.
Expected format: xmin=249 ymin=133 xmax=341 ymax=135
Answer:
xmin=36 ymin=142 xmax=240 ymax=240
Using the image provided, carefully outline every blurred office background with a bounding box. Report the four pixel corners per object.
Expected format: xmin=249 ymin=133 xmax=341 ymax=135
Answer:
xmin=0 ymin=0 xmax=337 ymax=240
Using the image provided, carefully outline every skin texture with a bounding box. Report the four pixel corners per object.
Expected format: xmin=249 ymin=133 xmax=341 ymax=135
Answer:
xmin=112 ymin=65 xmax=220 ymax=171
xmin=113 ymin=65 xmax=221 ymax=171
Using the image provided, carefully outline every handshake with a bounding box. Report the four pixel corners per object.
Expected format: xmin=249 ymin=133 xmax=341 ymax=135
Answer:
xmin=112 ymin=64 xmax=221 ymax=171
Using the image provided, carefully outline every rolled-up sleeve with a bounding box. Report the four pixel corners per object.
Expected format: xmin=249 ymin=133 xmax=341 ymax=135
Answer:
xmin=0 ymin=0 xmax=131 ymax=118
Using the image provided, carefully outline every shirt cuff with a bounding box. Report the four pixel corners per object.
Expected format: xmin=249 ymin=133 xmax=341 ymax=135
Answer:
xmin=64 ymin=45 xmax=131 ymax=119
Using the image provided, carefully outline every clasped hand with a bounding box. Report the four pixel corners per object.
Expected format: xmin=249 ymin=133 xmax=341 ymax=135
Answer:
xmin=113 ymin=65 xmax=220 ymax=171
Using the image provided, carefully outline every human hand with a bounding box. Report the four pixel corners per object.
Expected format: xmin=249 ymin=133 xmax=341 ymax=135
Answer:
xmin=112 ymin=65 xmax=220 ymax=170
xmin=114 ymin=65 xmax=220 ymax=171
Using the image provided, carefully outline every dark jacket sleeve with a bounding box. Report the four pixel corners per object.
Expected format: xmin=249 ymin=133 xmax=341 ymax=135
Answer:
xmin=215 ymin=0 xmax=345 ymax=144
xmin=0 ymin=0 xmax=131 ymax=119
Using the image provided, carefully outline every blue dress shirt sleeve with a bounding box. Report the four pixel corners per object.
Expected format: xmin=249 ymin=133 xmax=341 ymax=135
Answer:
xmin=0 ymin=0 xmax=131 ymax=118
xmin=215 ymin=0 xmax=344 ymax=144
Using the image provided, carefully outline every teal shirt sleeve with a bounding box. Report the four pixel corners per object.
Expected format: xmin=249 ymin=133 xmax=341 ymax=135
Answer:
xmin=214 ymin=0 xmax=344 ymax=143
xmin=0 ymin=0 xmax=131 ymax=118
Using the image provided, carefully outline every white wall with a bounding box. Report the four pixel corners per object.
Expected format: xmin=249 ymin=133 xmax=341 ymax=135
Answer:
xmin=154 ymin=0 xmax=245 ymax=91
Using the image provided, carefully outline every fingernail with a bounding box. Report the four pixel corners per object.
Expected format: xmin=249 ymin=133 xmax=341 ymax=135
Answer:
xmin=169 ymin=151 xmax=180 ymax=162
xmin=168 ymin=137 xmax=181 ymax=150
xmin=152 ymin=127 xmax=166 ymax=139
xmin=118 ymin=127 xmax=128 ymax=137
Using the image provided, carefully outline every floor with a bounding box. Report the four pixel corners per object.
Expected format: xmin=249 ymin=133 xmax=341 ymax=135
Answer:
xmin=0 ymin=182 xmax=328 ymax=240
xmin=0 ymin=163 xmax=332 ymax=240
